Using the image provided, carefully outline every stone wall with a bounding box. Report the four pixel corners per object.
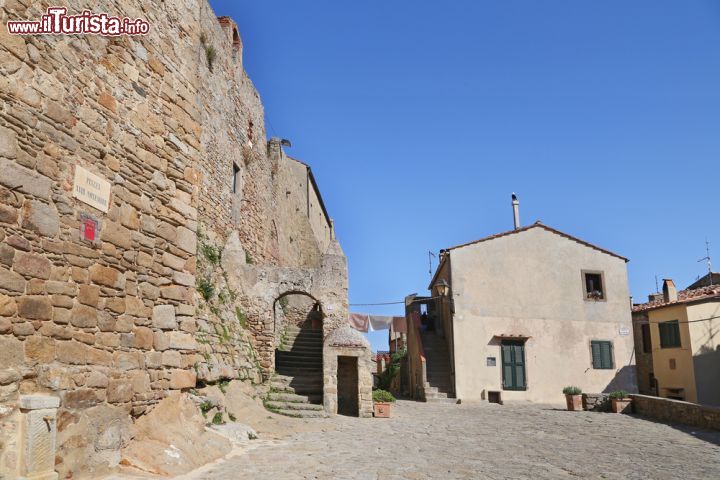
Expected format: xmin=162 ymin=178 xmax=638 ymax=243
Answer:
xmin=582 ymin=393 xmax=610 ymax=412
xmin=631 ymin=311 xmax=655 ymax=395
xmin=630 ymin=394 xmax=720 ymax=431
xmin=0 ymin=0 xmax=349 ymax=477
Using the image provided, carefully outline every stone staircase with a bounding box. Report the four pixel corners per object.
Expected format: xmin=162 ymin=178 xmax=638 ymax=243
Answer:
xmin=421 ymin=330 xmax=457 ymax=404
xmin=267 ymin=324 xmax=327 ymax=417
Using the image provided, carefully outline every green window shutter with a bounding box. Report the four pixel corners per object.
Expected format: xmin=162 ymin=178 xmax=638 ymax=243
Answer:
xmin=591 ymin=341 xmax=602 ymax=369
xmin=501 ymin=341 xmax=527 ymax=390
xmin=591 ymin=341 xmax=613 ymax=369
xmin=659 ymin=321 xmax=681 ymax=348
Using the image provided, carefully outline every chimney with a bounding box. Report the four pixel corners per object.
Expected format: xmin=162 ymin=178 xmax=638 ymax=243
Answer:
xmin=648 ymin=293 xmax=664 ymax=303
xmin=511 ymin=193 xmax=520 ymax=230
xmin=662 ymin=279 xmax=678 ymax=303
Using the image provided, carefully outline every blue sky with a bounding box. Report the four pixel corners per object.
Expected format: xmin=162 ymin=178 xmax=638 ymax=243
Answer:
xmin=210 ymin=1 xmax=720 ymax=352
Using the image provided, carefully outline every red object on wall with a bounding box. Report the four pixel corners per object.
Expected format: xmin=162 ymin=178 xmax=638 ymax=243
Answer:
xmin=81 ymin=218 xmax=96 ymax=242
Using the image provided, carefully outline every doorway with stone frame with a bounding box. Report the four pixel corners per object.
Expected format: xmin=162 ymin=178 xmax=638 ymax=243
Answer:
xmin=337 ymin=356 xmax=359 ymax=416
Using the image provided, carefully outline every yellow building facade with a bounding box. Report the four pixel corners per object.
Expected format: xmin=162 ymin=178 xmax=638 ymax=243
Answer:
xmin=632 ymin=278 xmax=720 ymax=406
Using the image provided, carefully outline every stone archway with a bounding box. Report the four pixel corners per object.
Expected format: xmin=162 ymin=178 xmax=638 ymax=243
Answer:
xmin=272 ymin=290 xmax=323 ymax=349
xmin=270 ymin=290 xmax=325 ymax=415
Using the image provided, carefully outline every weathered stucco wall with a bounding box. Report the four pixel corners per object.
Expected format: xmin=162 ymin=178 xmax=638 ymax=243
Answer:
xmin=449 ymin=227 xmax=636 ymax=403
xmin=688 ymin=301 xmax=720 ymax=406
xmin=0 ymin=0 xmax=348 ymax=477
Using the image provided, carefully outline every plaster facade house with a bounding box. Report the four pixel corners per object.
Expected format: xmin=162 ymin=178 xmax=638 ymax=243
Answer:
xmin=407 ymin=217 xmax=637 ymax=404
xmin=0 ymin=1 xmax=371 ymax=478
xmin=632 ymin=275 xmax=720 ymax=406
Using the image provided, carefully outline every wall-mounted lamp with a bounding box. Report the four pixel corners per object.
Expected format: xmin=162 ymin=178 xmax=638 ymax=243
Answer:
xmin=436 ymin=279 xmax=450 ymax=297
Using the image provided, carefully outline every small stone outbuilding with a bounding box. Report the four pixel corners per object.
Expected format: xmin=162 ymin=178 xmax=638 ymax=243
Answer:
xmin=323 ymin=326 xmax=373 ymax=417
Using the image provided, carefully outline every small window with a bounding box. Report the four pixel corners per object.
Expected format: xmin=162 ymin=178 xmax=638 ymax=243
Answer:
xmin=232 ymin=163 xmax=241 ymax=194
xmin=659 ymin=320 xmax=681 ymax=348
xmin=641 ymin=323 xmax=652 ymax=353
xmin=591 ymin=340 xmax=613 ymax=369
xmin=583 ymin=271 xmax=605 ymax=300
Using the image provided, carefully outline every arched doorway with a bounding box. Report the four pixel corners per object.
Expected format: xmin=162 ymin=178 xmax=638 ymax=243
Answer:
xmin=268 ymin=292 xmax=325 ymax=416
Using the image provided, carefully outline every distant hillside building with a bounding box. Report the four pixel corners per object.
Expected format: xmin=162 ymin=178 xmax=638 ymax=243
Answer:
xmin=407 ymin=217 xmax=637 ymax=404
xmin=632 ymin=275 xmax=720 ymax=406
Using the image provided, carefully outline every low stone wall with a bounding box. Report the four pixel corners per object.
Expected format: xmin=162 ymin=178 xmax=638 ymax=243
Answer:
xmin=582 ymin=393 xmax=610 ymax=412
xmin=630 ymin=394 xmax=720 ymax=431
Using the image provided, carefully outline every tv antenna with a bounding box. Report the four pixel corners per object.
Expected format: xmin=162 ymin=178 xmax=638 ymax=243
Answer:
xmin=698 ymin=239 xmax=713 ymax=285
xmin=428 ymin=251 xmax=436 ymax=278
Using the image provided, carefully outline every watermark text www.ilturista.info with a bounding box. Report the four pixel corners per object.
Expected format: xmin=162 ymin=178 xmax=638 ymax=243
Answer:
xmin=7 ymin=7 xmax=150 ymax=35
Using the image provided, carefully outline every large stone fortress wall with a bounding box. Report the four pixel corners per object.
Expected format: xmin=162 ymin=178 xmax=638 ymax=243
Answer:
xmin=0 ymin=0 xmax=347 ymax=477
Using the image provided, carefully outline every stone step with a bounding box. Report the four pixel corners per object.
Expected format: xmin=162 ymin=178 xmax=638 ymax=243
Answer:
xmin=267 ymin=391 xmax=322 ymax=403
xmin=425 ymin=390 xmax=451 ymax=399
xmin=270 ymin=386 xmax=322 ymax=396
xmin=276 ymin=354 xmax=323 ymax=362
xmin=284 ymin=330 xmax=322 ymax=338
xmin=272 ymin=374 xmax=322 ymax=383
xmin=276 ymin=408 xmax=329 ymax=418
xmin=276 ymin=360 xmax=323 ymax=368
xmin=278 ymin=344 xmax=323 ymax=351
xmin=283 ymin=338 xmax=322 ymax=350
xmin=426 ymin=397 xmax=459 ymax=404
xmin=275 ymin=368 xmax=323 ymax=376
xmin=276 ymin=351 xmax=322 ymax=359
xmin=265 ymin=400 xmax=325 ymax=411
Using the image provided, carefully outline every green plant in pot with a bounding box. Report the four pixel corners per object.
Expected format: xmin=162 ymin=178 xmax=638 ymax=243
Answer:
xmin=372 ymin=389 xmax=395 ymax=418
xmin=562 ymin=386 xmax=583 ymax=411
xmin=608 ymin=390 xmax=632 ymax=413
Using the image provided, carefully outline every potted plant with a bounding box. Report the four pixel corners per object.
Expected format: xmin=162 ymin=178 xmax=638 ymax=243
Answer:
xmin=562 ymin=386 xmax=583 ymax=411
xmin=609 ymin=391 xmax=632 ymax=413
xmin=372 ymin=389 xmax=395 ymax=418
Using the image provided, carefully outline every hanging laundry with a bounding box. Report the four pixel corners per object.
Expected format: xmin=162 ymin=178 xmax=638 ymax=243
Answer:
xmin=369 ymin=315 xmax=394 ymax=331
xmin=392 ymin=316 xmax=407 ymax=333
xmin=347 ymin=313 xmax=369 ymax=333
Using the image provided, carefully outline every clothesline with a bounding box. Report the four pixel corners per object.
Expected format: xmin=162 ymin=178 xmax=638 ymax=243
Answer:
xmin=348 ymin=295 xmax=442 ymax=307
xmin=347 ymin=313 xmax=406 ymax=333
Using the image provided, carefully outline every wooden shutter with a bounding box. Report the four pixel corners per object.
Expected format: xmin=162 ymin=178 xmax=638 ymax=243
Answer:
xmin=659 ymin=321 xmax=681 ymax=348
xmin=513 ymin=344 xmax=526 ymax=388
xmin=601 ymin=341 xmax=613 ymax=368
xmin=501 ymin=341 xmax=526 ymax=390
xmin=591 ymin=341 xmax=602 ymax=369
xmin=591 ymin=341 xmax=613 ymax=369
xmin=641 ymin=324 xmax=651 ymax=353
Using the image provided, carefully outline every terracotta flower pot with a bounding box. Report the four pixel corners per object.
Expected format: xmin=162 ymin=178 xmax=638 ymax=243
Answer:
xmin=373 ymin=402 xmax=391 ymax=418
xmin=611 ymin=397 xmax=632 ymax=413
xmin=565 ymin=394 xmax=583 ymax=411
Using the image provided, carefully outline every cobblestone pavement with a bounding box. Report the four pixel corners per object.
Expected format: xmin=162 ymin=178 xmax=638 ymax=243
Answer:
xmin=184 ymin=401 xmax=720 ymax=479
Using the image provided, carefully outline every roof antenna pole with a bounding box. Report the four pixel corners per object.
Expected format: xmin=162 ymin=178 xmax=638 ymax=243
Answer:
xmin=698 ymin=238 xmax=713 ymax=286
xmin=428 ymin=251 xmax=436 ymax=278
xmin=655 ymin=275 xmax=660 ymax=293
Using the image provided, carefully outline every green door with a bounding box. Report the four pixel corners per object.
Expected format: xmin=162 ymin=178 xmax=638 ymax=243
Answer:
xmin=501 ymin=341 xmax=526 ymax=390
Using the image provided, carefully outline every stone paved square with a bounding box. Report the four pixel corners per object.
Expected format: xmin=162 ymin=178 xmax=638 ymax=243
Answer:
xmin=183 ymin=401 xmax=720 ymax=479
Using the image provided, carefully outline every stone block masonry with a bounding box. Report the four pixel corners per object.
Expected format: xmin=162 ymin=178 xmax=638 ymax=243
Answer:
xmin=631 ymin=394 xmax=720 ymax=431
xmin=0 ymin=0 xmax=353 ymax=477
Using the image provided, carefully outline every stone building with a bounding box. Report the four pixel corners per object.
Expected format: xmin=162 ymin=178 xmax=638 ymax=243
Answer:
xmin=632 ymin=276 xmax=720 ymax=405
xmin=406 ymin=201 xmax=636 ymax=404
xmin=0 ymin=1 xmax=368 ymax=478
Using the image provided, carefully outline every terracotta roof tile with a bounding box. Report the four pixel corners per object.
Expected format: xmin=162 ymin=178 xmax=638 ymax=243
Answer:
xmin=445 ymin=222 xmax=628 ymax=262
xmin=632 ymin=285 xmax=720 ymax=312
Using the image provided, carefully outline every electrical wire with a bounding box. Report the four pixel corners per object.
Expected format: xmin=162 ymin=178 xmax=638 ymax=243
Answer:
xmin=349 ymin=296 xmax=442 ymax=307
xmin=632 ymin=314 xmax=720 ymax=325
